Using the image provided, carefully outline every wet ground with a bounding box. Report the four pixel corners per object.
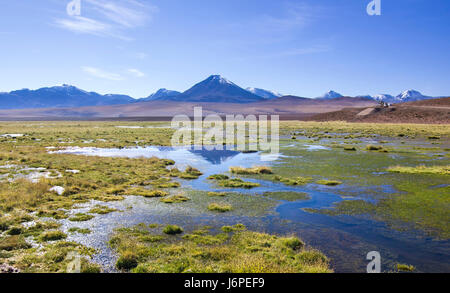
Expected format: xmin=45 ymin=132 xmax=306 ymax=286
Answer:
xmin=53 ymin=143 xmax=450 ymax=273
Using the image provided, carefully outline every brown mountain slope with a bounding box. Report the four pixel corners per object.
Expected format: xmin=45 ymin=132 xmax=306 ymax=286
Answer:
xmin=402 ymin=97 xmax=450 ymax=107
xmin=308 ymin=97 xmax=450 ymax=124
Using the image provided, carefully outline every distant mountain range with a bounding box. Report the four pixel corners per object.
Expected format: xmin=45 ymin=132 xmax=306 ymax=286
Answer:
xmin=322 ymin=89 xmax=435 ymax=103
xmin=0 ymin=75 xmax=443 ymax=109
xmin=0 ymin=84 xmax=134 ymax=110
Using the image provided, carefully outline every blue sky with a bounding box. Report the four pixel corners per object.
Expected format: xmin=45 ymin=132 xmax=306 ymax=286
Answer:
xmin=0 ymin=0 xmax=449 ymax=98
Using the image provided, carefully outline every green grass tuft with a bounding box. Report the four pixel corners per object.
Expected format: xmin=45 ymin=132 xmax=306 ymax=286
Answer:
xmin=0 ymin=235 xmax=31 ymax=251
xmin=428 ymin=136 xmax=440 ymax=140
xmin=387 ymin=165 xmax=449 ymax=175
xmin=316 ymin=180 xmax=342 ymax=186
xmin=208 ymin=192 xmax=227 ymax=197
xmin=280 ymin=237 xmax=304 ymax=250
xmin=230 ymin=166 xmax=273 ymax=175
xmin=7 ymin=226 xmax=23 ymax=235
xmin=68 ymin=227 xmax=91 ymax=234
xmin=343 ymin=146 xmax=357 ymax=151
xmin=116 ymin=251 xmax=139 ymax=271
xmin=217 ymin=178 xmax=260 ymax=189
xmin=397 ymin=263 xmax=415 ymax=272
xmin=39 ymin=230 xmax=67 ymax=242
xmin=207 ymin=174 xmax=230 ymax=180
xmin=274 ymin=176 xmax=312 ymax=186
xmin=222 ymin=224 xmax=246 ymax=233
xmin=68 ymin=213 xmax=95 ymax=222
xmin=160 ymin=194 xmax=190 ymax=203
xmin=208 ymin=203 xmax=233 ymax=213
xmin=366 ymin=145 xmax=384 ymax=151
xmin=124 ymin=188 xmax=169 ymax=198
xmin=163 ymin=225 xmax=184 ymax=235
xmin=89 ymin=205 xmax=118 ymax=214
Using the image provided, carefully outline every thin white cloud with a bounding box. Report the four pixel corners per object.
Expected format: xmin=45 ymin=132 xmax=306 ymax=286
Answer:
xmin=222 ymin=2 xmax=331 ymax=61
xmin=85 ymin=0 xmax=156 ymax=28
xmin=127 ymin=68 xmax=145 ymax=77
xmin=55 ymin=16 xmax=115 ymax=36
xmin=230 ymin=2 xmax=325 ymax=37
xmin=54 ymin=0 xmax=157 ymax=40
xmin=82 ymin=66 xmax=124 ymax=81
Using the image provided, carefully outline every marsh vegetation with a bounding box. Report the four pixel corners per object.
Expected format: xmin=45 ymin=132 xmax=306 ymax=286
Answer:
xmin=0 ymin=121 xmax=448 ymax=273
xmin=109 ymin=224 xmax=332 ymax=273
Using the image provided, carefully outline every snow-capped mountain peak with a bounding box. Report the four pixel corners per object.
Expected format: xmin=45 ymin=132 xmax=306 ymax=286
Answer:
xmin=396 ymin=90 xmax=425 ymax=101
xmin=164 ymin=75 xmax=264 ymax=103
xmin=317 ymin=90 xmax=343 ymax=99
xmin=246 ymin=87 xmax=282 ymax=99
xmin=369 ymin=90 xmax=432 ymax=103
xmin=153 ymin=88 xmax=178 ymax=95
xmin=144 ymin=88 xmax=181 ymax=101
xmin=57 ymin=84 xmax=89 ymax=94
xmin=208 ymin=75 xmax=235 ymax=85
xmin=373 ymin=94 xmax=395 ymax=101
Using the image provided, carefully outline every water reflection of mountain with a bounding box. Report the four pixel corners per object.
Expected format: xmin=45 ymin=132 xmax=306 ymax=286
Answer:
xmin=189 ymin=149 xmax=240 ymax=165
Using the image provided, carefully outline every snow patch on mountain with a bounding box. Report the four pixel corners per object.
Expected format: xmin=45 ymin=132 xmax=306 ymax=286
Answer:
xmin=373 ymin=94 xmax=395 ymax=102
xmin=164 ymin=75 xmax=265 ymax=103
xmin=396 ymin=90 xmax=428 ymax=101
xmin=209 ymin=75 xmax=234 ymax=85
xmin=316 ymin=90 xmax=343 ymax=99
xmin=371 ymin=90 xmax=432 ymax=103
xmin=144 ymin=88 xmax=181 ymax=101
xmin=246 ymin=87 xmax=282 ymax=99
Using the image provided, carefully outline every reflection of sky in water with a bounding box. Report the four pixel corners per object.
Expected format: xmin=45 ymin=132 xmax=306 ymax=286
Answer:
xmin=50 ymin=145 xmax=450 ymax=273
xmin=52 ymin=146 xmax=263 ymax=171
xmin=52 ymin=146 xmax=287 ymax=193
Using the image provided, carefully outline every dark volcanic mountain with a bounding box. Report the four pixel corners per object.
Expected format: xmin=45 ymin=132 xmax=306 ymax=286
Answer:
xmin=0 ymin=84 xmax=135 ymax=109
xmin=162 ymin=75 xmax=265 ymax=103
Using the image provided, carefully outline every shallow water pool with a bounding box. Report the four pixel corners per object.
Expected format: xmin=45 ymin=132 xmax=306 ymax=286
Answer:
xmin=51 ymin=145 xmax=450 ymax=273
